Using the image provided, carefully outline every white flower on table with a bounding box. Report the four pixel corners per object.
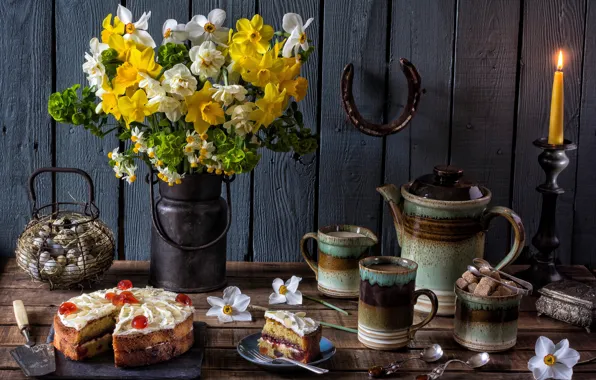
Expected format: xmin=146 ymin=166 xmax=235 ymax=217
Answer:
xmin=162 ymin=64 xmax=198 ymax=98
xmin=528 ymin=336 xmax=579 ymax=380
xmin=269 ymin=276 xmax=303 ymax=305
xmin=189 ymin=41 xmax=225 ymax=79
xmin=281 ymin=13 xmax=314 ymax=58
xmin=82 ymin=37 xmax=109 ymax=88
xmin=210 ymin=84 xmax=247 ymax=106
xmin=206 ymin=286 xmax=252 ymax=323
xmin=186 ymin=9 xmax=229 ymax=46
xmin=162 ymin=19 xmax=188 ymax=45
xmin=117 ymin=4 xmax=156 ymax=48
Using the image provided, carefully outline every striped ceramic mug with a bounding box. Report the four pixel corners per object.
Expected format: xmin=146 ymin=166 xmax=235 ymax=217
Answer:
xmin=358 ymin=256 xmax=438 ymax=350
xmin=300 ymin=225 xmax=377 ymax=298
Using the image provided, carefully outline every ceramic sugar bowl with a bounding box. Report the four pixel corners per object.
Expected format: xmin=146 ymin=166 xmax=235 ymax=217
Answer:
xmin=378 ymin=165 xmax=526 ymax=316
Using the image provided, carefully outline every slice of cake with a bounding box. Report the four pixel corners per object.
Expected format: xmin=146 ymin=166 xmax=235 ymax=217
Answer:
xmin=258 ymin=310 xmax=322 ymax=363
xmin=53 ymin=280 xmax=195 ymax=367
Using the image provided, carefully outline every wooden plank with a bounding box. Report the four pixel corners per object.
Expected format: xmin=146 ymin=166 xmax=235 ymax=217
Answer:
xmin=123 ymin=1 xmax=190 ymax=260
xmin=55 ymin=0 xmax=120 ymax=258
xmin=382 ymin=0 xmax=456 ymax=256
xmin=0 ymin=0 xmax=52 ymax=257
xmin=513 ymin=0 xmax=586 ymax=265
xmin=451 ymin=0 xmax=521 ymax=263
xmin=573 ymin=0 xmax=596 ymax=267
xmin=252 ymin=0 xmax=320 ymax=262
xmin=191 ymin=0 xmax=255 ymax=261
xmin=317 ymin=0 xmax=387 ymax=244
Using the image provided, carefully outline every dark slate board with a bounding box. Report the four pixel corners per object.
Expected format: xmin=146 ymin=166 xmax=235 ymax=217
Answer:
xmin=43 ymin=322 xmax=206 ymax=379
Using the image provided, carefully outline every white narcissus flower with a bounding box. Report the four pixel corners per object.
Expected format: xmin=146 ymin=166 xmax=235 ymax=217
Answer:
xmin=162 ymin=63 xmax=198 ymax=98
xmin=162 ymin=19 xmax=188 ymax=45
xmin=189 ymin=41 xmax=225 ymax=78
xmin=528 ymin=337 xmax=580 ymax=380
xmin=117 ymin=4 xmax=156 ymax=48
xmin=223 ymin=103 xmax=255 ymax=136
xmin=82 ymin=38 xmax=109 ymax=89
xmin=130 ymin=127 xmax=144 ymax=143
xmin=186 ymin=9 xmax=229 ymax=46
xmin=282 ymin=13 xmax=314 ymax=58
xmin=206 ymin=286 xmax=252 ymax=323
xmin=269 ymin=276 xmax=303 ymax=305
xmin=147 ymin=95 xmax=184 ymax=122
xmin=210 ymin=84 xmax=247 ymax=106
xmin=123 ymin=164 xmax=138 ymax=184
xmin=138 ymin=72 xmax=165 ymax=98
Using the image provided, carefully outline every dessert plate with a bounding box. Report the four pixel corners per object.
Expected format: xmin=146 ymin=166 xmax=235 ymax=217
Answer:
xmin=237 ymin=332 xmax=336 ymax=371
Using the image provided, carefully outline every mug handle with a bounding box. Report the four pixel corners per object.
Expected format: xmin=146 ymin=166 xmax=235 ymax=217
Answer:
xmin=300 ymin=233 xmax=319 ymax=280
xmin=481 ymin=206 xmax=526 ymax=270
xmin=408 ymin=289 xmax=438 ymax=340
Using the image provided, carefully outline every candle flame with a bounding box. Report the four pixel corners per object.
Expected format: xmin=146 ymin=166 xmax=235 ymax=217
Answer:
xmin=557 ymin=50 xmax=563 ymax=70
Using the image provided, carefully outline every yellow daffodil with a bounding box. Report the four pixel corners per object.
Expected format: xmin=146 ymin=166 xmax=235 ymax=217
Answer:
xmin=95 ymin=78 xmax=121 ymax=119
xmin=113 ymin=46 xmax=161 ymax=94
xmin=128 ymin=46 xmax=161 ymax=78
xmin=250 ymin=83 xmax=286 ymax=130
xmin=277 ymin=58 xmax=307 ymax=101
xmin=101 ymin=14 xmax=125 ymax=43
xmin=233 ymin=15 xmax=274 ymax=54
xmin=185 ymin=82 xmax=225 ymax=134
xmin=229 ymin=42 xmax=258 ymax=75
xmin=241 ymin=49 xmax=284 ymax=87
xmin=118 ymin=89 xmax=157 ymax=127
xmin=108 ymin=34 xmax=137 ymax=62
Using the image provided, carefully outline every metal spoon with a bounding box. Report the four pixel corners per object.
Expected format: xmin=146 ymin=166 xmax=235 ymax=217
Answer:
xmin=368 ymin=344 xmax=444 ymax=378
xmin=417 ymin=352 xmax=490 ymax=380
xmin=473 ymin=258 xmax=533 ymax=293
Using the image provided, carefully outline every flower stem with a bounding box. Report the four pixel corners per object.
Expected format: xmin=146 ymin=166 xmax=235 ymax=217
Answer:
xmin=303 ymin=295 xmax=349 ymax=315
xmin=248 ymin=305 xmax=269 ymax=312
xmin=318 ymin=321 xmax=357 ymax=334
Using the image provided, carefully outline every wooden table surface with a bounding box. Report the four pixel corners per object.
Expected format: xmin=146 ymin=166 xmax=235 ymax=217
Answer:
xmin=1 ymin=258 xmax=596 ymax=379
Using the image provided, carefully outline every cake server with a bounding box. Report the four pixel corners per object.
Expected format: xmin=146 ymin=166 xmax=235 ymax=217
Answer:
xmin=10 ymin=300 xmax=56 ymax=377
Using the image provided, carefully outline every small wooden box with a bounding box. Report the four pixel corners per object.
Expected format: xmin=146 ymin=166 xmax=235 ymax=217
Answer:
xmin=536 ymin=280 xmax=596 ymax=333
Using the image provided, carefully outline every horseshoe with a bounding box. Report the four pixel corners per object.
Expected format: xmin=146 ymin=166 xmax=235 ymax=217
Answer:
xmin=341 ymin=58 xmax=422 ymax=137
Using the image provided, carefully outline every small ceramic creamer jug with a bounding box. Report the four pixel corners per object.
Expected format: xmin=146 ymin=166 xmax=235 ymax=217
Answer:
xmin=378 ymin=165 xmax=525 ymax=316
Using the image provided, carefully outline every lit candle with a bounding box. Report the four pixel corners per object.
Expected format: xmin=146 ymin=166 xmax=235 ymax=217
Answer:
xmin=548 ymin=50 xmax=564 ymax=145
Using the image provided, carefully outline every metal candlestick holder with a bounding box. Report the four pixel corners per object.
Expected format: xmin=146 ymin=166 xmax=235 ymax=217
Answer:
xmin=519 ymin=137 xmax=577 ymax=290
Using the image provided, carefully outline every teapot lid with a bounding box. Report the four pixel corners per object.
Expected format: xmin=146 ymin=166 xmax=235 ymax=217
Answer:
xmin=408 ymin=165 xmax=484 ymax=201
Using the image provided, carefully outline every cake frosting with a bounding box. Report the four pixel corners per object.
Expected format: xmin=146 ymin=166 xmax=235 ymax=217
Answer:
xmin=58 ymin=286 xmax=194 ymax=334
xmin=113 ymin=289 xmax=193 ymax=336
xmin=264 ymin=310 xmax=319 ymax=337
xmin=58 ymin=288 xmax=117 ymax=330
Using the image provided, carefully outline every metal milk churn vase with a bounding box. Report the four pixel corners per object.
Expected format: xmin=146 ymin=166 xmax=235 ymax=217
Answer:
xmin=378 ymin=165 xmax=525 ymax=316
xmin=148 ymin=171 xmax=233 ymax=293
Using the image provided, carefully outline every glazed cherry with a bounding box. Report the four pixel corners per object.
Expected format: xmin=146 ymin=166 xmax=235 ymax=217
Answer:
xmin=120 ymin=291 xmax=140 ymax=304
xmin=59 ymin=302 xmax=78 ymax=315
xmin=132 ymin=315 xmax=148 ymax=329
xmin=111 ymin=294 xmax=125 ymax=306
xmin=105 ymin=292 xmax=116 ymax=301
xmin=175 ymin=293 xmax=192 ymax=306
xmin=117 ymin=279 xmax=133 ymax=290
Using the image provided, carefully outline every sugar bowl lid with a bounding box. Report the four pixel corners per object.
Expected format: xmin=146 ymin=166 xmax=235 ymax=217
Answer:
xmin=408 ymin=165 xmax=484 ymax=201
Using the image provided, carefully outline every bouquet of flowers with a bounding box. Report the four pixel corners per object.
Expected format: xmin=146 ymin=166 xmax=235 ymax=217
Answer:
xmin=48 ymin=5 xmax=317 ymax=185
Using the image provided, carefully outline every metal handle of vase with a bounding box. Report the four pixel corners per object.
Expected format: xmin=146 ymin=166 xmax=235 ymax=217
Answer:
xmin=481 ymin=206 xmax=526 ymax=270
xmin=408 ymin=289 xmax=439 ymax=340
xmin=300 ymin=233 xmax=319 ymax=280
xmin=147 ymin=169 xmax=234 ymax=251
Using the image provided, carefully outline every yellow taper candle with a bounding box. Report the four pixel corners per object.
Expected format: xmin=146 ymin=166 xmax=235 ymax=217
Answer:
xmin=548 ymin=50 xmax=564 ymax=144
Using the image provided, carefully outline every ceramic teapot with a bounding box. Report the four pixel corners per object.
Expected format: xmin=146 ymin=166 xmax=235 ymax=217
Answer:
xmin=378 ymin=165 xmax=525 ymax=316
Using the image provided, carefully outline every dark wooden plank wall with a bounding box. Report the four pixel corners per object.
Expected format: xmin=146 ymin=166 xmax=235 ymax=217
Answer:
xmin=1 ymin=0 xmax=595 ymax=267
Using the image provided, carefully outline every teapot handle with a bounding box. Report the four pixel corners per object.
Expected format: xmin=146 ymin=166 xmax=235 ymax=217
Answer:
xmin=481 ymin=206 xmax=526 ymax=270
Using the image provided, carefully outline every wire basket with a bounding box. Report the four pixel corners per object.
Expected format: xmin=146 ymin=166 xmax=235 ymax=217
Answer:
xmin=15 ymin=168 xmax=114 ymax=289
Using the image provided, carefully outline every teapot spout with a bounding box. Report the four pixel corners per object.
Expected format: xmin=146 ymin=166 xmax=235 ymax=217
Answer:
xmin=377 ymin=184 xmax=404 ymax=247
